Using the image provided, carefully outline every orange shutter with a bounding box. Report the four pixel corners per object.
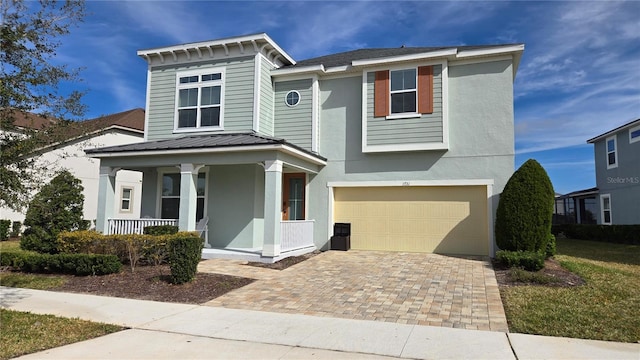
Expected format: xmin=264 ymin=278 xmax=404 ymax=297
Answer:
xmin=374 ymin=70 xmax=389 ymax=117
xmin=418 ymin=66 xmax=433 ymax=114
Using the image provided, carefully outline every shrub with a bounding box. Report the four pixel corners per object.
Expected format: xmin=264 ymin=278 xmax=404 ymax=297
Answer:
xmin=496 ymin=250 xmax=545 ymax=271
xmin=167 ymin=232 xmax=203 ymax=284
xmin=143 ymin=225 xmax=178 ymax=236
xmin=21 ymin=170 xmax=88 ymax=253
xmin=495 ymin=159 xmax=555 ymax=253
xmin=1 ymin=251 xmax=121 ymax=276
xmin=57 ymin=231 xmax=168 ymax=267
xmin=545 ymin=233 xmax=556 ymax=258
xmin=561 ymin=224 xmax=640 ymax=245
xmin=11 ymin=221 xmax=21 ymax=238
xmin=0 ymin=220 xmax=10 ymax=241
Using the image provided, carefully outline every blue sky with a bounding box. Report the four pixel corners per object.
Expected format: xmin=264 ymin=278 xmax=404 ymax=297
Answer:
xmin=51 ymin=1 xmax=639 ymax=194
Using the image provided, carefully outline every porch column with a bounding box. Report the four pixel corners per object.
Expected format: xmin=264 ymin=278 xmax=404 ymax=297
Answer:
xmin=178 ymin=163 xmax=202 ymax=231
xmin=96 ymin=166 xmax=119 ymax=234
xmin=263 ymin=160 xmax=283 ymax=257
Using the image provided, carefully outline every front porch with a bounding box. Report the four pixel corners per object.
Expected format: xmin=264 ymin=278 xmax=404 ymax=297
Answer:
xmin=88 ymin=133 xmax=326 ymax=263
xmin=107 ymin=218 xmax=315 ymax=263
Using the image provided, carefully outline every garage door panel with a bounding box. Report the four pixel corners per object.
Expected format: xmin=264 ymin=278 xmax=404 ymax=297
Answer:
xmin=334 ymin=186 xmax=488 ymax=255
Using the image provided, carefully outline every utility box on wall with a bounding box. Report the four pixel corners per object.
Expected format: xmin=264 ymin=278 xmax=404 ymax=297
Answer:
xmin=330 ymin=223 xmax=351 ymax=251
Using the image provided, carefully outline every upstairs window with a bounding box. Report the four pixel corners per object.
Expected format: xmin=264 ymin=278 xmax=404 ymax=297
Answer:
xmin=374 ymin=66 xmax=433 ymax=118
xmin=390 ymin=69 xmax=417 ymax=114
xmin=175 ymin=69 xmax=224 ymax=130
xmin=606 ymin=136 xmax=617 ymax=169
xmin=630 ymin=125 xmax=640 ymax=144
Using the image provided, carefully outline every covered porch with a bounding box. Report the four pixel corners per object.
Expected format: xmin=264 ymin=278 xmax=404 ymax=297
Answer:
xmin=87 ymin=133 xmax=326 ymax=263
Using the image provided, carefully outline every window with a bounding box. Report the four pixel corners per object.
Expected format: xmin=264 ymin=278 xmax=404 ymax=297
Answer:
xmin=606 ymin=136 xmax=617 ymax=169
xmin=374 ymin=66 xmax=433 ymax=118
xmin=161 ymin=173 xmax=206 ymax=221
xmin=175 ymin=69 xmax=224 ymax=130
xmin=120 ymin=187 xmax=133 ymax=212
xmin=600 ymin=194 xmax=612 ymax=225
xmin=630 ymin=125 xmax=640 ymax=144
xmin=285 ymin=90 xmax=300 ymax=107
xmin=390 ymin=69 xmax=417 ymax=114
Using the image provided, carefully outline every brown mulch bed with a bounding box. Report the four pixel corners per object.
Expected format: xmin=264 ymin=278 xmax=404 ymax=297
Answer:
xmin=49 ymin=265 xmax=254 ymax=304
xmin=494 ymin=258 xmax=585 ymax=287
xmin=245 ymin=250 xmax=320 ymax=270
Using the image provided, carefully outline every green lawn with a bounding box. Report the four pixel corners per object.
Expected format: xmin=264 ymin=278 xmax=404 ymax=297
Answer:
xmin=0 ymin=309 xmax=123 ymax=360
xmin=500 ymin=238 xmax=640 ymax=343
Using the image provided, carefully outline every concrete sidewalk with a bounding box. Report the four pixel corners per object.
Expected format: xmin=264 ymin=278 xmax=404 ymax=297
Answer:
xmin=1 ymin=287 xmax=638 ymax=360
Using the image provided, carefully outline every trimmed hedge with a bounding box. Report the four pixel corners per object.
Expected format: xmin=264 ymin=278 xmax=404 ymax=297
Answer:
xmin=496 ymin=250 xmax=545 ymax=272
xmin=0 ymin=220 xmax=10 ymax=241
xmin=143 ymin=225 xmax=178 ymax=236
xmin=167 ymin=233 xmax=203 ymax=284
xmin=552 ymin=224 xmax=640 ymax=245
xmin=57 ymin=231 xmax=169 ymax=268
xmin=495 ymin=159 xmax=555 ymax=253
xmin=1 ymin=251 xmax=121 ymax=276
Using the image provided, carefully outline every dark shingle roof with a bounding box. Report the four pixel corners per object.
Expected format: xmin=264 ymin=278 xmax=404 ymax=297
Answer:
xmin=288 ymin=45 xmax=521 ymax=69
xmin=85 ymin=132 xmax=326 ymax=161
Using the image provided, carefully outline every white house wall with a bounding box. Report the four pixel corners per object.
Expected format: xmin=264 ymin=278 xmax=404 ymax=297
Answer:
xmin=0 ymin=129 xmax=144 ymax=226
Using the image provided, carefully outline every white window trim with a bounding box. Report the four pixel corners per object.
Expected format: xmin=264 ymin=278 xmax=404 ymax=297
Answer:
xmin=284 ymin=90 xmax=301 ymax=107
xmin=388 ymin=68 xmax=418 ymax=117
xmin=629 ymin=125 xmax=640 ymax=144
xmin=119 ymin=186 xmax=134 ymax=213
xmin=606 ymin=135 xmax=618 ymax=169
xmin=156 ymin=169 xmax=208 ymax=221
xmin=174 ymin=67 xmax=225 ymax=133
xmin=600 ymin=194 xmax=612 ymax=225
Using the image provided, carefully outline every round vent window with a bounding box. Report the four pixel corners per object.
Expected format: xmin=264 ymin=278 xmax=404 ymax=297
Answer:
xmin=285 ymin=90 xmax=300 ymax=107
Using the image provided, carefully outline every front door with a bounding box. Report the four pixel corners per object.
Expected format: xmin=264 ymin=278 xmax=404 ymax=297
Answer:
xmin=282 ymin=173 xmax=305 ymax=220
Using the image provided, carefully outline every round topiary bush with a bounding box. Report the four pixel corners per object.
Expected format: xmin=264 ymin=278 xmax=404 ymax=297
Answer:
xmin=495 ymin=159 xmax=555 ymax=252
xmin=21 ymin=170 xmax=88 ymax=253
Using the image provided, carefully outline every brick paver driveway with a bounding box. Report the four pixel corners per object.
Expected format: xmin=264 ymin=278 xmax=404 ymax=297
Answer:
xmin=200 ymin=250 xmax=508 ymax=332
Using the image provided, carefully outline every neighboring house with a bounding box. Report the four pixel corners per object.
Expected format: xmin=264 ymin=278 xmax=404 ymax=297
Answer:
xmin=0 ymin=109 xmax=146 ymax=227
xmin=86 ymin=33 xmax=523 ymax=261
xmin=553 ymin=187 xmax=598 ymax=225
xmin=586 ymin=118 xmax=640 ymax=225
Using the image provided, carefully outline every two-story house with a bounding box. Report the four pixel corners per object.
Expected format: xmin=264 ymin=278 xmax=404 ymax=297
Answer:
xmin=586 ymin=118 xmax=640 ymax=225
xmin=1 ymin=109 xmax=146 ymax=228
xmin=86 ymin=33 xmax=523 ymax=262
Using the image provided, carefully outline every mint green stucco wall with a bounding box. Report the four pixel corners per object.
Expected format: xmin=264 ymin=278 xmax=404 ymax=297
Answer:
xmin=146 ymin=56 xmax=255 ymax=141
xmin=308 ymin=59 xmax=515 ymax=249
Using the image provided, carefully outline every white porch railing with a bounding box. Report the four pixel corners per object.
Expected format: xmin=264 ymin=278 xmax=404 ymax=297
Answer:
xmin=281 ymin=220 xmax=315 ymax=252
xmin=108 ymin=218 xmax=178 ymax=235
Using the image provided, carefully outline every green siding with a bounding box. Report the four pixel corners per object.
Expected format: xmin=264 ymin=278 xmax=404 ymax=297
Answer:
xmin=147 ymin=57 xmax=255 ymax=141
xmin=258 ymin=59 xmax=274 ymax=136
xmin=365 ymin=65 xmax=443 ymax=146
xmin=274 ymin=79 xmax=313 ymax=150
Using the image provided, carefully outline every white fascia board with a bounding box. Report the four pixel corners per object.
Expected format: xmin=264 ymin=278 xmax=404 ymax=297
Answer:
xmin=587 ymin=119 xmax=640 ymax=143
xmin=455 ymin=44 xmax=524 ymax=59
xmin=143 ymin=65 xmax=151 ymax=141
xmin=324 ymin=65 xmax=352 ymax=73
xmin=252 ymin=54 xmax=261 ymax=133
xmin=327 ymin=179 xmax=494 ymax=187
xmin=351 ymin=49 xmax=458 ymax=67
xmin=137 ymin=33 xmax=296 ymax=66
xmin=87 ymin=144 xmax=327 ymax=166
xmin=271 ymin=65 xmax=325 ymax=77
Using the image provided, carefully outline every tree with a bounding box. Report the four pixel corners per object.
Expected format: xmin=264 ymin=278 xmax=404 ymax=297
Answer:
xmin=495 ymin=159 xmax=555 ymax=252
xmin=0 ymin=0 xmax=86 ymax=212
xmin=21 ymin=170 xmax=88 ymax=253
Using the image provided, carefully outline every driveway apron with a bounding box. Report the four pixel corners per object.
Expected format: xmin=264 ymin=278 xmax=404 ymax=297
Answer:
xmin=200 ymin=250 xmax=509 ymax=332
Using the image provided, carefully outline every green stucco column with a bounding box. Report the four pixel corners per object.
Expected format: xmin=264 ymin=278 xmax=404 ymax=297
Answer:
xmin=178 ymin=163 xmax=202 ymax=231
xmin=96 ymin=166 xmax=118 ymax=234
xmin=263 ymin=160 xmax=282 ymax=257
